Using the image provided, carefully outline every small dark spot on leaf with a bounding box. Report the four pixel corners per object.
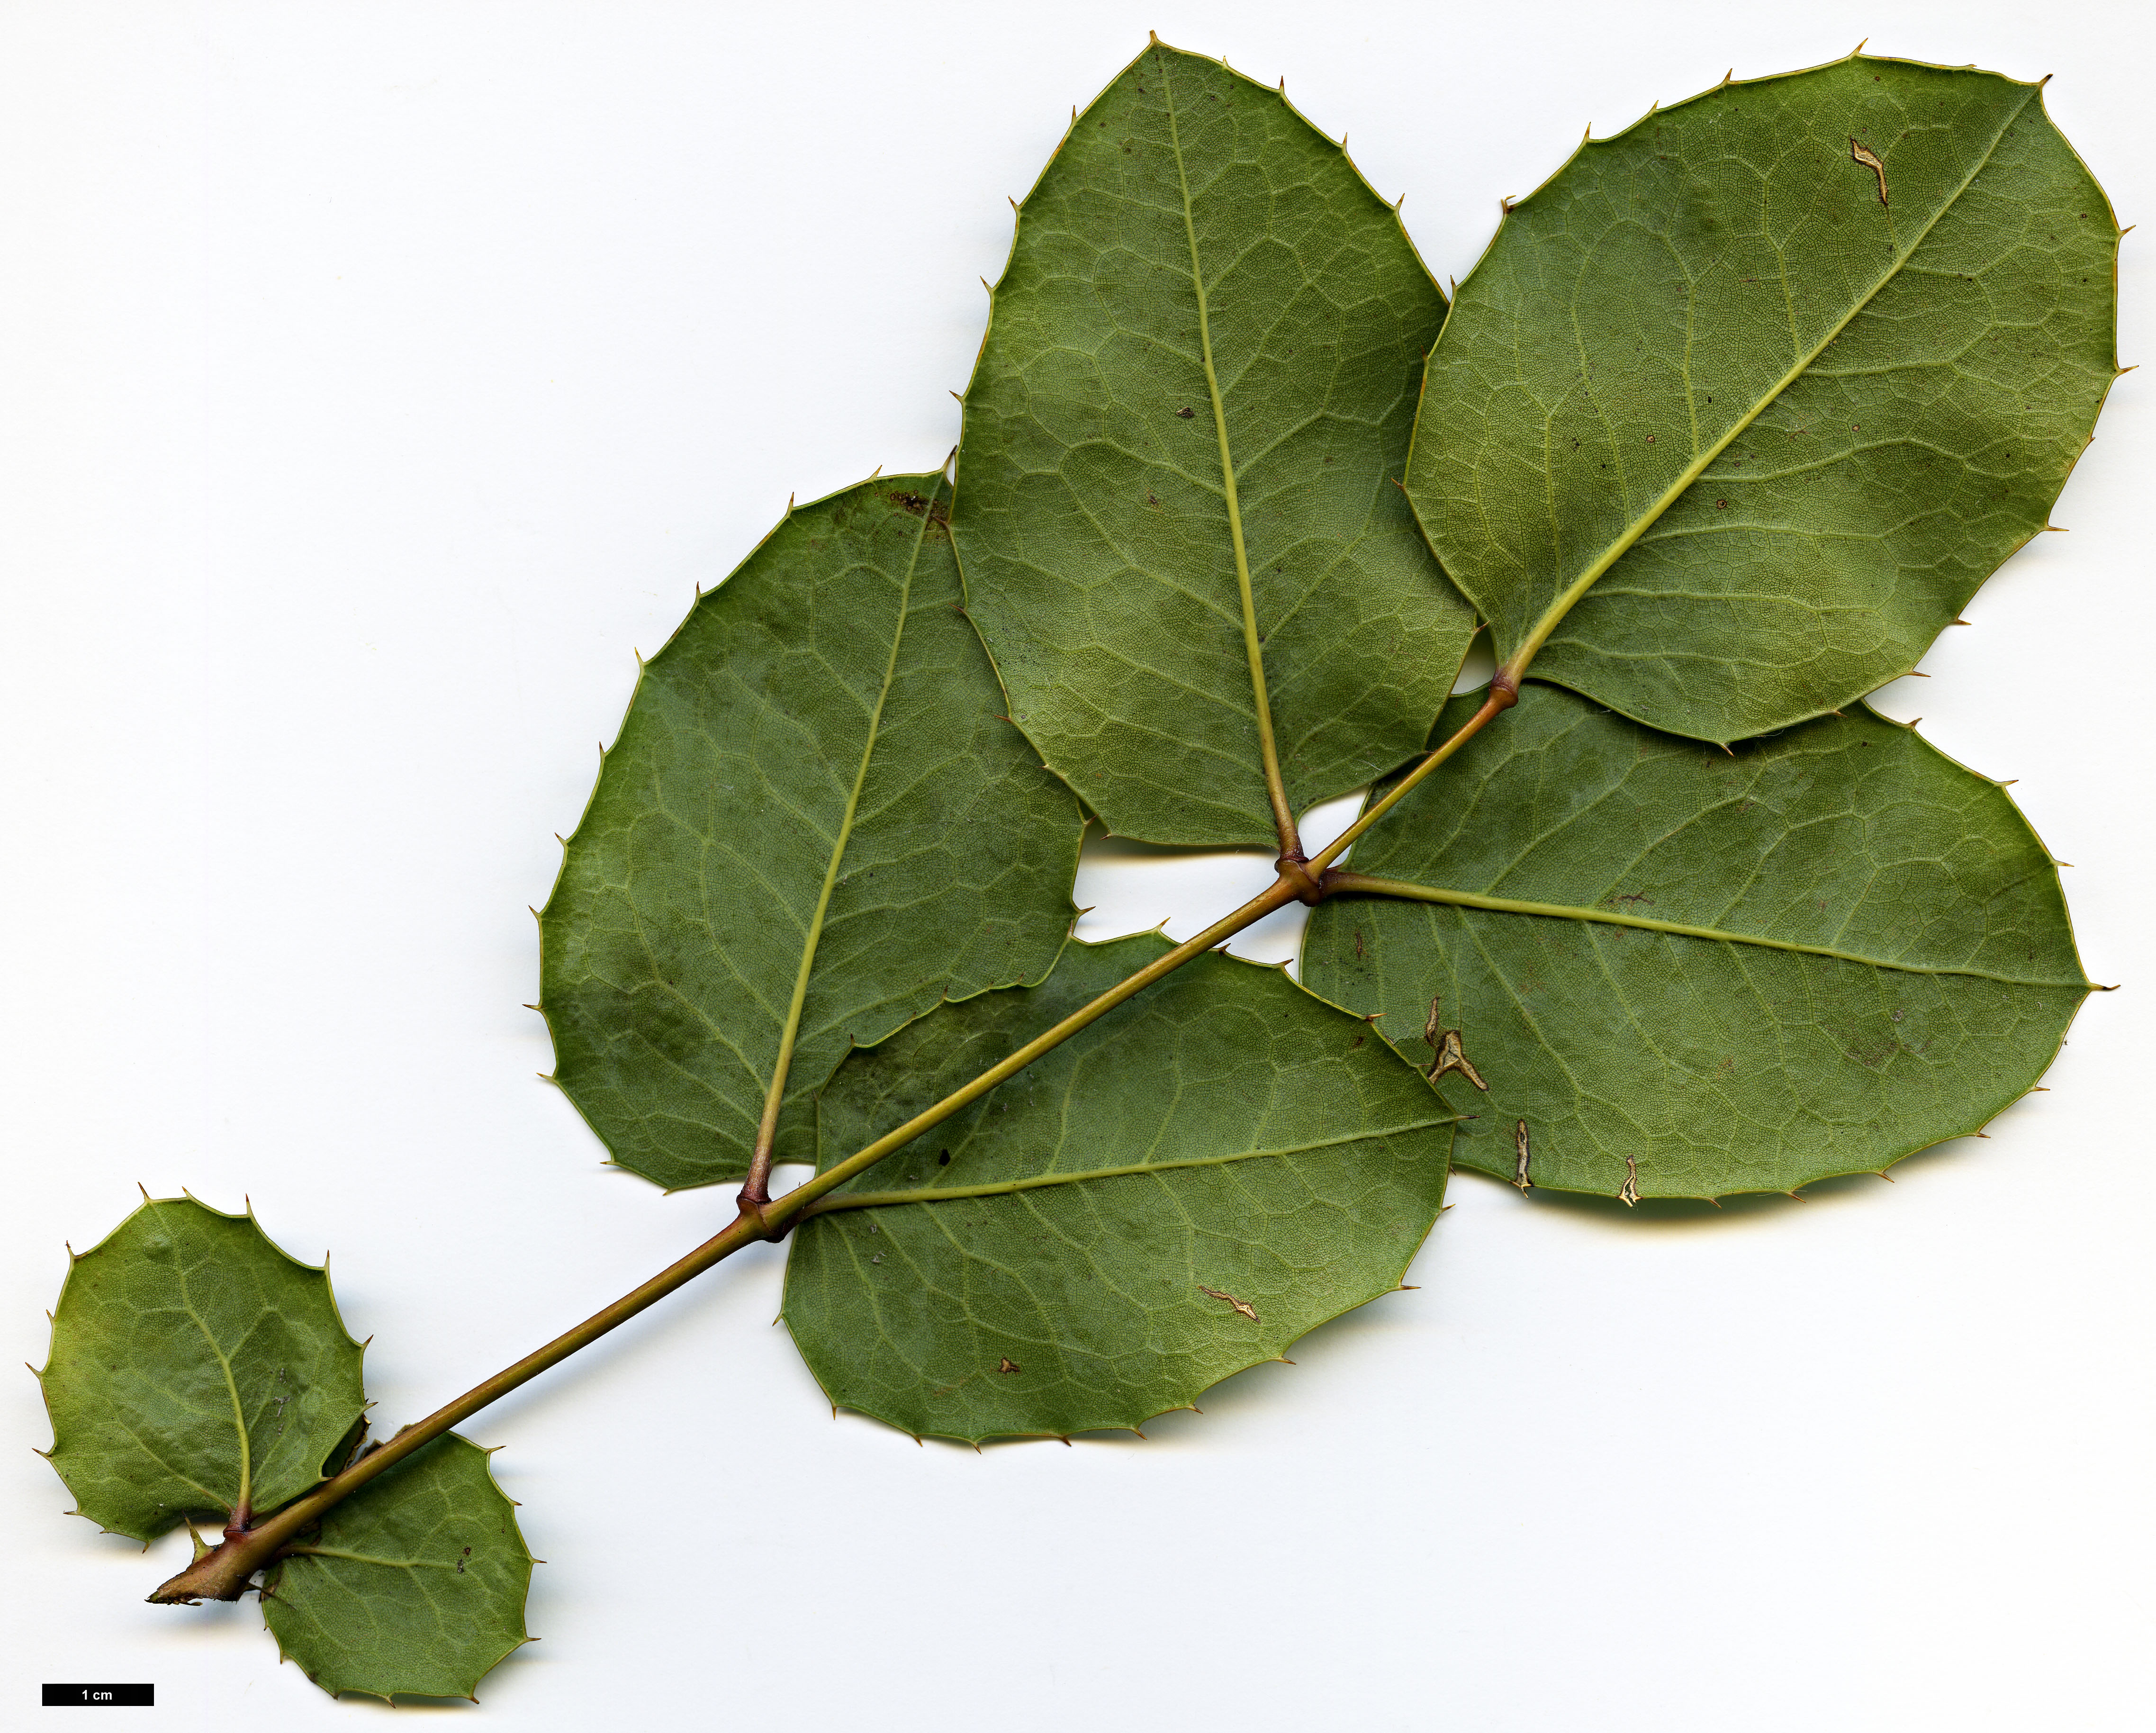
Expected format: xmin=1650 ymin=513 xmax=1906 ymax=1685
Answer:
xmin=938 ymin=1150 xmax=952 ymax=1166
xmin=1175 ymin=406 xmax=1196 ymax=419
xmin=997 ymin=1357 xmax=1022 ymax=1374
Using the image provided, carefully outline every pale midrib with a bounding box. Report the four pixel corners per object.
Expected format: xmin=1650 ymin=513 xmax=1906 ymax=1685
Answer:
xmin=801 ymin=1118 xmax=1456 ymax=1217
xmin=749 ymin=505 xmax=937 ymax=1163
xmin=1505 ymin=86 xmax=2038 ymax=677
xmin=159 ymin=1204 xmax=254 ymax=1512
xmin=1157 ymin=62 xmax=1298 ymax=853
xmin=1343 ymin=874 xmax=2083 ymax=988
xmin=283 ymin=1546 xmax=455 ymax=1571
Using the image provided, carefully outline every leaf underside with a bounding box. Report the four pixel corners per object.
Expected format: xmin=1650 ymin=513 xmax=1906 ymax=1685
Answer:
xmin=36 ymin=1196 xmax=366 ymax=1543
xmin=954 ymin=40 xmax=1476 ymax=846
xmin=540 ymin=472 xmax=1085 ymax=1188
xmin=262 ymin=1435 xmax=533 ymax=1703
xmin=1408 ymin=54 xmax=2120 ymax=743
xmin=783 ymin=934 xmax=1452 ymax=1442
xmin=1302 ymin=684 xmax=2091 ymax=1199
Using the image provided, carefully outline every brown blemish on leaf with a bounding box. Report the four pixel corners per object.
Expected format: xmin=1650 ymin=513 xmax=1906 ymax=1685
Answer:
xmin=1850 ymin=137 xmax=1888 ymax=206
xmin=1198 ymin=1285 xmax=1259 ymax=1322
xmin=888 ymin=490 xmax=950 ymax=525
xmin=1513 ymin=1120 xmax=1533 ymax=1191
xmin=1618 ymin=1154 xmax=1639 ymax=1208
xmin=1420 ymin=997 xmax=1488 ymax=1091
xmin=996 ymin=1357 xmax=1021 ymax=1375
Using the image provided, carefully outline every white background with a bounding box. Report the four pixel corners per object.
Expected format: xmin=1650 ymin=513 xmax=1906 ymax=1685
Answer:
xmin=3 ymin=2 xmax=2150 ymax=1727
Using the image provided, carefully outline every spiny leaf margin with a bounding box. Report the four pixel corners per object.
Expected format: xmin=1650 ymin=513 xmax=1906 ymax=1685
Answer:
xmin=36 ymin=1194 xmax=367 ymax=1544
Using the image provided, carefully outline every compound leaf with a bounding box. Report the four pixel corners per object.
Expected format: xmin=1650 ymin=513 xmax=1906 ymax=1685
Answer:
xmin=1302 ymin=684 xmax=2093 ymax=1199
xmin=36 ymin=1195 xmax=366 ymax=1544
xmin=262 ymin=1434 xmax=532 ymax=1703
xmin=954 ymin=38 xmax=1476 ymax=846
xmin=782 ymin=934 xmax=1452 ymax=1442
xmin=1407 ymin=53 xmax=2122 ymax=743
xmin=539 ymin=472 xmax=1084 ymax=1189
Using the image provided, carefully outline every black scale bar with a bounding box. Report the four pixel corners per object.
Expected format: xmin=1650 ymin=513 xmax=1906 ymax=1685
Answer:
xmin=42 ymin=1685 xmax=154 ymax=1706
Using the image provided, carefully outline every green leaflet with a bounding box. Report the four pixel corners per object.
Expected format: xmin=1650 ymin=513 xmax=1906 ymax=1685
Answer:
xmin=539 ymin=472 xmax=1085 ymax=1188
xmin=1302 ymin=685 xmax=2092 ymax=1199
xmin=953 ymin=39 xmax=1476 ymax=847
xmin=36 ymin=1196 xmax=366 ymax=1543
xmin=1407 ymin=53 xmax=2121 ymax=743
xmin=39 ymin=1199 xmax=534 ymax=1701
xmin=262 ymin=1435 xmax=533 ymax=1703
xmin=782 ymin=934 xmax=1452 ymax=1441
